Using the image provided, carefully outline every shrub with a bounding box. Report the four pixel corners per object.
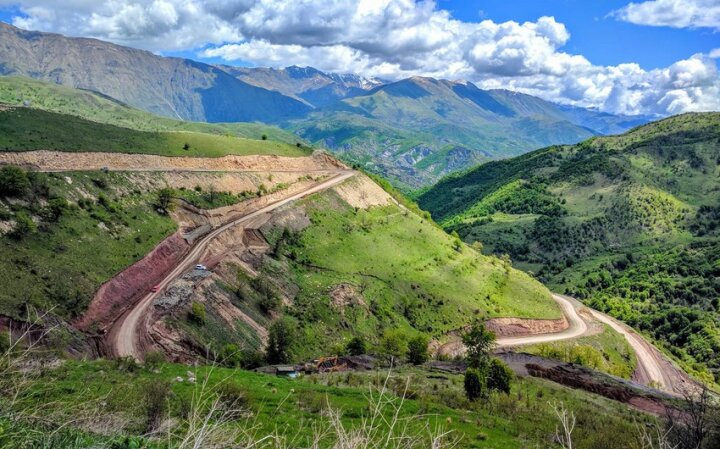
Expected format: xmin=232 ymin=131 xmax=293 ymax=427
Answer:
xmin=380 ymin=329 xmax=408 ymax=360
xmin=464 ymin=368 xmax=484 ymax=401
xmin=155 ymin=187 xmax=174 ymax=213
xmin=407 ymin=335 xmax=429 ymax=365
xmin=11 ymin=212 xmax=36 ymax=239
xmin=144 ymin=350 xmax=164 ymax=370
xmin=188 ymin=301 xmax=206 ymax=325
xmin=182 ymin=142 xmax=190 ymax=151
xmin=487 ymin=358 xmax=513 ymax=394
xmin=217 ymin=382 xmax=249 ymax=409
xmin=0 ymin=166 xmax=30 ymax=197
xmin=142 ymin=379 xmax=171 ymax=432
xmin=462 ymin=320 xmax=495 ymax=370
xmin=261 ymin=134 xmax=268 ymax=140
xmin=266 ymin=319 xmax=294 ymax=364
xmin=42 ymin=197 xmax=69 ymax=222
xmin=346 ymin=336 xmax=367 ymax=356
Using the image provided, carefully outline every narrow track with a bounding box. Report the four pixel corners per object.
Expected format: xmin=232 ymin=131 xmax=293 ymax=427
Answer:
xmin=110 ymin=170 xmax=355 ymax=359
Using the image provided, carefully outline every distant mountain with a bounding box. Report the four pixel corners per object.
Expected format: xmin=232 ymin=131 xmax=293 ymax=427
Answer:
xmin=289 ymin=77 xmax=645 ymax=187
xmin=219 ymin=65 xmax=384 ymax=107
xmin=418 ymin=112 xmax=720 ymax=380
xmin=0 ymin=22 xmax=310 ymax=122
xmin=0 ymin=22 xmax=650 ymax=188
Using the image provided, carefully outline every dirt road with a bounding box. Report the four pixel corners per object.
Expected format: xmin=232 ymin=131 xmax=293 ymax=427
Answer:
xmin=495 ymin=294 xmax=587 ymax=346
xmin=111 ymin=170 xmax=355 ymax=359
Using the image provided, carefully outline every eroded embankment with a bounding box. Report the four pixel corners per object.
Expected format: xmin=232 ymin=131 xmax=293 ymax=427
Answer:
xmin=486 ymin=316 xmax=568 ymax=337
xmin=74 ymin=232 xmax=190 ymax=333
xmin=0 ymin=150 xmax=346 ymax=172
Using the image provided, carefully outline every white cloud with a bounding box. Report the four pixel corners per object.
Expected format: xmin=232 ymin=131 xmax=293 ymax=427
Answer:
xmin=613 ymin=0 xmax=720 ymax=30
xmin=709 ymin=48 xmax=720 ymax=58
xmin=1 ymin=0 xmax=719 ymax=116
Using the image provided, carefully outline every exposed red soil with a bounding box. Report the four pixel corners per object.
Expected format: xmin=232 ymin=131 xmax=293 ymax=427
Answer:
xmin=74 ymin=231 xmax=190 ymax=334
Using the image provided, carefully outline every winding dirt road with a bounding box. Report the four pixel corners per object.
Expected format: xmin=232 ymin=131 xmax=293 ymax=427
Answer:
xmin=110 ymin=170 xmax=356 ymax=359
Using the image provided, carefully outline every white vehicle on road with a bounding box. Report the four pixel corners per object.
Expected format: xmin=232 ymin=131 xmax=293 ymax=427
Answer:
xmin=195 ymin=264 xmax=207 ymax=270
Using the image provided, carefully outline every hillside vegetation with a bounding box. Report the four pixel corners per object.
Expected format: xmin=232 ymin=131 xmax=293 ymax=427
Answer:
xmin=0 ymin=106 xmax=308 ymax=157
xmin=0 ymin=76 xmax=302 ymax=144
xmin=418 ymin=112 xmax=720 ymax=382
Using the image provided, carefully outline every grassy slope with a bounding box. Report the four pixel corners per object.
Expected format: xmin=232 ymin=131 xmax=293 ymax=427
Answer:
xmin=2 ymin=358 xmax=653 ymax=449
xmin=0 ymin=107 xmax=308 ymax=157
xmin=254 ymin=187 xmax=559 ymax=361
xmin=0 ymin=170 xmax=176 ymax=320
xmin=417 ymin=112 xmax=720 ymax=382
xmin=0 ymin=76 xmax=302 ymax=143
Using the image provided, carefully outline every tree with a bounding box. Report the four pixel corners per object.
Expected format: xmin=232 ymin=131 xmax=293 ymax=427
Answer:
xmin=380 ymin=329 xmax=408 ymax=360
xmin=462 ymin=320 xmax=496 ymax=370
xmin=464 ymin=368 xmax=483 ymax=401
xmin=487 ymin=358 xmax=513 ymax=394
xmin=182 ymin=142 xmax=190 ymax=151
xmin=261 ymin=134 xmax=268 ymax=140
xmin=407 ymin=335 xmax=429 ymax=365
xmin=0 ymin=166 xmax=30 ymax=197
xmin=266 ymin=319 xmax=294 ymax=364
xmin=346 ymin=336 xmax=367 ymax=356
xmin=156 ymin=188 xmax=174 ymax=213
xmin=11 ymin=212 xmax=36 ymax=240
xmin=188 ymin=301 xmax=206 ymax=325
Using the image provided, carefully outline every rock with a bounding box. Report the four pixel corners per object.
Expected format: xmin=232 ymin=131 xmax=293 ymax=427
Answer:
xmin=175 ymin=376 xmax=183 ymax=382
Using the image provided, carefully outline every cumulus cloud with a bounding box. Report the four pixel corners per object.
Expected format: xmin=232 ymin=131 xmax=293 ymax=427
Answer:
xmin=1 ymin=0 xmax=718 ymax=115
xmin=613 ymin=0 xmax=720 ymax=30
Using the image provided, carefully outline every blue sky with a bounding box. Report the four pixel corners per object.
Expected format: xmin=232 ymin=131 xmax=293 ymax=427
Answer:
xmin=0 ymin=0 xmax=718 ymax=115
xmin=443 ymin=0 xmax=718 ymax=69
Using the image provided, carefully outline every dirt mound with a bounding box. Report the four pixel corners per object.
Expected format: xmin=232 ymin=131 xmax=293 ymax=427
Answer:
xmin=332 ymin=174 xmax=393 ymax=209
xmin=74 ymin=231 xmax=190 ymax=333
xmin=0 ymin=150 xmax=346 ymax=172
xmin=486 ymin=316 xmax=568 ymax=337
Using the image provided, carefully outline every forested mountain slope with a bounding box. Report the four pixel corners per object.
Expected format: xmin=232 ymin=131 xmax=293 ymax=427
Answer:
xmin=418 ymin=113 xmax=720 ymax=382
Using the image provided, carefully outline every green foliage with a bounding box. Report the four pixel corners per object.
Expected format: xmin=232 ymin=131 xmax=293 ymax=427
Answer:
xmin=188 ymin=301 xmax=206 ymax=325
xmin=462 ymin=320 xmax=496 ymax=370
xmin=421 ymin=112 xmax=720 ymax=383
xmin=380 ymin=329 xmax=408 ymax=360
xmin=266 ymin=319 xmax=295 ymax=364
xmin=0 ymin=106 xmax=308 ymax=158
xmin=10 ymin=212 xmax=36 ymax=239
xmin=155 ymin=188 xmax=174 ymax=213
xmin=345 ymin=336 xmax=367 ymax=356
xmin=0 ymin=166 xmax=30 ymax=197
xmin=143 ymin=351 xmax=164 ymax=370
xmin=141 ymin=379 xmax=171 ymax=432
xmin=463 ymin=368 xmax=484 ymax=401
xmin=406 ymin=335 xmax=429 ymax=365
xmin=487 ymin=358 xmax=513 ymax=394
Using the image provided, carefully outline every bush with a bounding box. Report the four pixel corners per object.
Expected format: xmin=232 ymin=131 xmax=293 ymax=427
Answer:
xmin=464 ymin=368 xmax=484 ymax=401
xmin=42 ymin=197 xmax=69 ymax=222
xmin=407 ymin=335 xmax=429 ymax=365
xmin=487 ymin=358 xmax=513 ymax=394
xmin=0 ymin=166 xmax=30 ymax=197
xmin=144 ymin=350 xmax=164 ymax=370
xmin=380 ymin=329 xmax=408 ymax=360
xmin=346 ymin=336 xmax=367 ymax=356
xmin=266 ymin=319 xmax=294 ymax=364
xmin=217 ymin=382 xmax=249 ymax=409
xmin=142 ymin=379 xmax=171 ymax=432
xmin=155 ymin=187 xmax=174 ymax=213
xmin=261 ymin=134 xmax=268 ymax=140
xmin=188 ymin=301 xmax=206 ymax=325
xmin=11 ymin=212 xmax=36 ymax=239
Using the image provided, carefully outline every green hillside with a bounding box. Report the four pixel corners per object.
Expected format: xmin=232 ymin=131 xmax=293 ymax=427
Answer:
xmin=0 ymin=76 xmax=302 ymax=144
xmin=418 ymin=112 xmax=720 ymax=382
xmin=0 ymin=106 xmax=308 ymax=157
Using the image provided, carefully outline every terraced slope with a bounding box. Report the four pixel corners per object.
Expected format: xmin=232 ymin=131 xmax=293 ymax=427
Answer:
xmin=418 ymin=112 xmax=720 ymax=383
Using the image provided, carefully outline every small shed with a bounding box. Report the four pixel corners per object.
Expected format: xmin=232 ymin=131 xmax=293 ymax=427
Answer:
xmin=275 ymin=365 xmax=299 ymax=378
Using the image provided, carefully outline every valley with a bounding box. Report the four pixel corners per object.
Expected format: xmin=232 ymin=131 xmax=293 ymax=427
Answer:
xmin=0 ymin=11 xmax=717 ymax=449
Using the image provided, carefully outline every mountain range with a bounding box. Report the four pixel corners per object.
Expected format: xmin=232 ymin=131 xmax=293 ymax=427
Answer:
xmin=0 ymin=21 xmax=652 ymax=187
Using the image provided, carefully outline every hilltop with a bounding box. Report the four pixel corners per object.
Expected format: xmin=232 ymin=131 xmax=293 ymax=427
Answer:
xmin=418 ymin=112 xmax=720 ymax=382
